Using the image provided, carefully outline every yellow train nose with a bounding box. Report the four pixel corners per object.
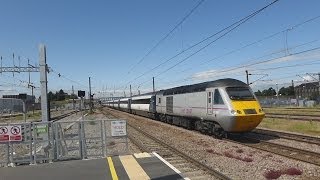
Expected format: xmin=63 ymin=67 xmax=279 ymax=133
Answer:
xmin=232 ymin=114 xmax=265 ymax=132
xmin=230 ymin=101 xmax=265 ymax=132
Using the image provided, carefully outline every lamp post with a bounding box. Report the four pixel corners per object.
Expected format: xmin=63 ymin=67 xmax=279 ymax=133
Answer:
xmin=276 ymin=83 xmax=279 ymax=106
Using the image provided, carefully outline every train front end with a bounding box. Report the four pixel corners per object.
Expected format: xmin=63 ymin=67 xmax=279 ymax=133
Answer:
xmin=226 ymin=87 xmax=265 ymax=132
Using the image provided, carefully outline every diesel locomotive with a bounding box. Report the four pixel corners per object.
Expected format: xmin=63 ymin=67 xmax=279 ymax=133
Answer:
xmin=105 ymin=78 xmax=265 ymax=137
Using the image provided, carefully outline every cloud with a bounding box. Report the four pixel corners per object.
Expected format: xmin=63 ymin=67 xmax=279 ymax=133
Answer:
xmin=263 ymin=50 xmax=320 ymax=65
xmin=192 ymin=67 xmax=247 ymax=81
xmin=192 ymin=49 xmax=320 ymax=81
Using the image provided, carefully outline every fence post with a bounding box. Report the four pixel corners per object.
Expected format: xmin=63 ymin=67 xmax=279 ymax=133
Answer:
xmin=6 ymin=142 xmax=10 ymax=167
xmin=29 ymin=123 xmax=34 ymax=165
xmin=78 ymin=121 xmax=83 ymax=159
xmin=54 ymin=123 xmax=59 ymax=160
xmin=105 ymin=120 xmax=108 ymax=155
xmin=9 ymin=140 xmax=15 ymax=167
xmin=82 ymin=121 xmax=87 ymax=159
xmin=33 ymin=123 xmax=37 ymax=165
xmin=126 ymin=120 xmax=128 ymax=153
xmin=101 ymin=120 xmax=106 ymax=157
xmin=49 ymin=122 xmax=54 ymax=163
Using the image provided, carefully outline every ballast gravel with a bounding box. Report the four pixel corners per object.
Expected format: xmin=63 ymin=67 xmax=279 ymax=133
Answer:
xmin=105 ymin=107 xmax=320 ymax=180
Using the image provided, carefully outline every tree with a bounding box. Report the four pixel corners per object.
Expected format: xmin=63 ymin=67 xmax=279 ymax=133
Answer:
xmin=261 ymin=87 xmax=276 ymax=96
xmin=57 ymin=89 xmax=66 ymax=101
xmin=278 ymin=86 xmax=294 ymax=96
xmin=47 ymin=91 xmax=56 ymax=101
xmin=255 ymin=90 xmax=262 ymax=96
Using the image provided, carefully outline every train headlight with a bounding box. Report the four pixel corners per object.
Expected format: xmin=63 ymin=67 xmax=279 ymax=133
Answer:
xmin=231 ymin=110 xmax=242 ymax=115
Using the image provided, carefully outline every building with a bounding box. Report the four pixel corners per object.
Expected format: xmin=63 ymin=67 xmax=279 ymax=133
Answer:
xmin=294 ymin=82 xmax=320 ymax=100
xmin=1 ymin=94 xmax=36 ymax=112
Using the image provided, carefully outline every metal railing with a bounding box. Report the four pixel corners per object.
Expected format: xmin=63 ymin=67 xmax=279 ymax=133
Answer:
xmin=0 ymin=119 xmax=128 ymax=167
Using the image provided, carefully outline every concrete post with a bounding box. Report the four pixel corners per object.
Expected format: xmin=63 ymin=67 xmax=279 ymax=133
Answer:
xmin=39 ymin=44 xmax=49 ymax=148
xmin=39 ymin=44 xmax=49 ymax=123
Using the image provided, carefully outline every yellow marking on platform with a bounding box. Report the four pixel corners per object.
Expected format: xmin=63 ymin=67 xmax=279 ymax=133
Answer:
xmin=119 ymin=155 xmax=150 ymax=180
xmin=107 ymin=157 xmax=119 ymax=180
xmin=134 ymin=152 xmax=152 ymax=158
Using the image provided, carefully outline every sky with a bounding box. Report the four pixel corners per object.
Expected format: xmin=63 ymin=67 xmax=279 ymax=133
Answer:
xmin=1 ymin=0 xmax=320 ymax=98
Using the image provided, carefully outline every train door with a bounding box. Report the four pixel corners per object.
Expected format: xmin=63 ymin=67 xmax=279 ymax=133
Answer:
xmin=207 ymin=91 xmax=213 ymax=115
xmin=213 ymin=89 xmax=226 ymax=120
xmin=149 ymin=95 xmax=156 ymax=113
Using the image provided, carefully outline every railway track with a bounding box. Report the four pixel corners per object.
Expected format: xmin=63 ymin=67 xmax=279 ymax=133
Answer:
xmin=21 ymin=110 xmax=78 ymax=136
xmin=49 ymin=110 xmax=78 ymax=121
xmin=102 ymin=107 xmax=320 ymax=169
xmin=228 ymin=135 xmax=320 ymax=166
xmin=252 ymin=128 xmax=320 ymax=146
xmin=101 ymin=108 xmax=231 ymax=180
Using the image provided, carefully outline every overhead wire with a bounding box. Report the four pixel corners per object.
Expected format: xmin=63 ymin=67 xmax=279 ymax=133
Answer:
xmin=50 ymin=69 xmax=88 ymax=88
xmin=134 ymin=0 xmax=280 ymax=88
xmin=183 ymin=15 xmax=320 ymax=73
xmin=125 ymin=0 xmax=280 ymax=89
xmin=126 ymin=0 xmax=206 ymax=75
xmin=207 ymin=46 xmax=320 ymax=76
xmin=151 ymin=42 xmax=320 ymax=91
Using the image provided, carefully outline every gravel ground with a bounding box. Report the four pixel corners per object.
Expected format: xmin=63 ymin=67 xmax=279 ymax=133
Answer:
xmin=246 ymin=132 xmax=320 ymax=154
xmin=106 ymin=107 xmax=320 ymax=180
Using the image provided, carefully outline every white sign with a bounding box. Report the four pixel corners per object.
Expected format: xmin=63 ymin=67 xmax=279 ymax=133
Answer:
xmin=0 ymin=125 xmax=22 ymax=142
xmin=111 ymin=120 xmax=127 ymax=137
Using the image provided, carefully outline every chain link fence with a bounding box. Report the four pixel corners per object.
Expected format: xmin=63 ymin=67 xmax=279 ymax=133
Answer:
xmin=257 ymin=96 xmax=320 ymax=108
xmin=0 ymin=119 xmax=128 ymax=167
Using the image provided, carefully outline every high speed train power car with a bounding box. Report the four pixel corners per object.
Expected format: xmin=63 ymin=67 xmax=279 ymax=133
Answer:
xmin=105 ymin=78 xmax=265 ymax=138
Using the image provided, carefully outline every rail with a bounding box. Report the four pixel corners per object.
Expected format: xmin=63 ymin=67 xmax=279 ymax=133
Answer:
xmin=101 ymin=108 xmax=231 ymax=180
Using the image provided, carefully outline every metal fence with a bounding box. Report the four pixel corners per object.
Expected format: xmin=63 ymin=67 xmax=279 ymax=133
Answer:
xmin=0 ymin=119 xmax=128 ymax=167
xmin=257 ymin=96 xmax=320 ymax=108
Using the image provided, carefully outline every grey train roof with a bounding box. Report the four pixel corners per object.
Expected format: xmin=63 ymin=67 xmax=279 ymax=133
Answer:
xmin=160 ymin=78 xmax=248 ymax=96
xmin=130 ymin=78 xmax=248 ymax=97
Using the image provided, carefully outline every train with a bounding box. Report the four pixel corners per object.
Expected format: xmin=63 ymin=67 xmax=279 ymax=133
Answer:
xmin=105 ymin=78 xmax=265 ymax=138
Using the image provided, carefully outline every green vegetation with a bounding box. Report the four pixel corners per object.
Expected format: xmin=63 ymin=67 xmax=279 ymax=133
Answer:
xmin=48 ymin=89 xmax=77 ymax=102
xmin=258 ymin=118 xmax=320 ymax=136
xmin=263 ymin=107 xmax=320 ymax=115
xmin=0 ymin=111 xmax=42 ymax=122
xmin=255 ymin=86 xmax=294 ymax=96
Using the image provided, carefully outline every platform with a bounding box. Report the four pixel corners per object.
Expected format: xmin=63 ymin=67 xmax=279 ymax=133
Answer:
xmin=0 ymin=152 xmax=188 ymax=180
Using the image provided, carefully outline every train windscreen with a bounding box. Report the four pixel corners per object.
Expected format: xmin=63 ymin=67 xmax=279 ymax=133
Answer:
xmin=226 ymin=87 xmax=255 ymax=100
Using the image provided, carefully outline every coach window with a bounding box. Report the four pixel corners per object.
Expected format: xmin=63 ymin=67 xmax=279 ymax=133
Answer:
xmin=214 ymin=89 xmax=224 ymax=104
xmin=158 ymin=98 xmax=161 ymax=104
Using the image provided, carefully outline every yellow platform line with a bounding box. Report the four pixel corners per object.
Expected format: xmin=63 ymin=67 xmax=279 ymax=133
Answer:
xmin=119 ymin=155 xmax=150 ymax=180
xmin=107 ymin=157 xmax=119 ymax=180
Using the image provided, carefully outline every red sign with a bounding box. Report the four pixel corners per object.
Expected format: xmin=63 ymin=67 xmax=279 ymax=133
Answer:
xmin=0 ymin=126 xmax=9 ymax=142
xmin=0 ymin=125 xmax=22 ymax=142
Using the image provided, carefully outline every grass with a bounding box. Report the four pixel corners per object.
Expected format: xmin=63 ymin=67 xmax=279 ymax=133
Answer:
xmin=258 ymin=118 xmax=320 ymax=136
xmin=0 ymin=111 xmax=42 ymax=122
xmin=263 ymin=108 xmax=320 ymax=116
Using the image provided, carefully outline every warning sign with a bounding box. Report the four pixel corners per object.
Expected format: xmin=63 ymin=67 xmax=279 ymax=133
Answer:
xmin=0 ymin=126 xmax=9 ymax=142
xmin=111 ymin=120 xmax=127 ymax=137
xmin=10 ymin=126 xmax=22 ymax=141
xmin=0 ymin=125 xmax=22 ymax=142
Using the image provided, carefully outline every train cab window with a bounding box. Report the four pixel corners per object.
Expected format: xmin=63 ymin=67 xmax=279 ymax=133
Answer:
xmin=214 ymin=89 xmax=224 ymax=105
xmin=158 ymin=98 xmax=161 ymax=104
